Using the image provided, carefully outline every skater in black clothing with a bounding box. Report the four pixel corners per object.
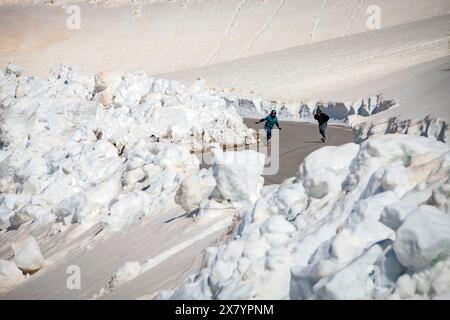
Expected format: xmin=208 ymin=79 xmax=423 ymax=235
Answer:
xmin=314 ymin=108 xmax=330 ymax=143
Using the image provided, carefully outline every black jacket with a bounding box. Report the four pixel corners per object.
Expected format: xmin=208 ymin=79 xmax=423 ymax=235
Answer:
xmin=314 ymin=112 xmax=329 ymax=125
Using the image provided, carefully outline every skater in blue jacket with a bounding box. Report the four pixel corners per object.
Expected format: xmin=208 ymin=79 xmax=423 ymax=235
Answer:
xmin=255 ymin=110 xmax=281 ymax=144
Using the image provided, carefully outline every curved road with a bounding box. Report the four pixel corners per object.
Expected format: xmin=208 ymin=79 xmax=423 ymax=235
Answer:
xmin=244 ymin=119 xmax=354 ymax=185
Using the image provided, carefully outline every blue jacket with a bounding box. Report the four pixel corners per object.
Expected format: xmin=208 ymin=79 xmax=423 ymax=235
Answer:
xmin=262 ymin=115 xmax=280 ymax=129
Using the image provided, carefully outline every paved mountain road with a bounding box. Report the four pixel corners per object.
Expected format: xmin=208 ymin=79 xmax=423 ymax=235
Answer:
xmin=244 ymin=119 xmax=355 ymax=185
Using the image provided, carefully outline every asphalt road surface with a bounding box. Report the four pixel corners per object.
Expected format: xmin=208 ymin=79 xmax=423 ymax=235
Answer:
xmin=244 ymin=119 xmax=355 ymax=185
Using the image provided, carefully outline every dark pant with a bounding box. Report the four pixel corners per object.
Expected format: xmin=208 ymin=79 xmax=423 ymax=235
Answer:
xmin=319 ymin=122 xmax=327 ymax=139
xmin=265 ymin=127 xmax=272 ymax=142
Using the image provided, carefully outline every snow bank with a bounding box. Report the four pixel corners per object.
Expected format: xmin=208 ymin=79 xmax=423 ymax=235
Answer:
xmin=352 ymin=115 xmax=449 ymax=146
xmin=224 ymin=95 xmax=395 ymax=122
xmin=349 ymin=57 xmax=450 ymax=146
xmin=6 ymin=63 xmax=23 ymax=78
xmin=0 ymin=64 xmax=254 ymax=234
xmin=163 ymin=134 xmax=450 ymax=300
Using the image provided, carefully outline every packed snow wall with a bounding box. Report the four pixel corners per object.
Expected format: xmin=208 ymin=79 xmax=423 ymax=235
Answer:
xmin=1 ymin=0 xmax=450 ymax=77
xmin=351 ymin=115 xmax=449 ymax=146
xmin=348 ymin=57 xmax=450 ymax=146
xmin=223 ymin=94 xmax=396 ymax=122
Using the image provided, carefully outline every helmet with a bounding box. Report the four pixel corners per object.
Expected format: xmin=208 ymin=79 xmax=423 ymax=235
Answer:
xmin=271 ymin=110 xmax=277 ymax=115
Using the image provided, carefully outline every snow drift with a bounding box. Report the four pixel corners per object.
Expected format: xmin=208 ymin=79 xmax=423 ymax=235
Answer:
xmin=0 ymin=63 xmax=254 ymax=234
xmin=161 ymin=134 xmax=450 ymax=300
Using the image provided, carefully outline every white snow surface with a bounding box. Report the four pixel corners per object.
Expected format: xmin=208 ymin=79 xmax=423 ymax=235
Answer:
xmin=0 ymin=63 xmax=254 ymax=234
xmin=3 ymin=1 xmax=449 ymax=77
xmin=0 ymin=1 xmax=449 ymax=299
xmin=350 ymin=57 xmax=450 ymax=146
xmin=211 ymin=148 xmax=265 ymax=205
xmin=0 ymin=259 xmax=24 ymax=293
xmin=0 ymin=64 xmax=262 ymax=295
xmin=162 ymin=134 xmax=450 ymax=300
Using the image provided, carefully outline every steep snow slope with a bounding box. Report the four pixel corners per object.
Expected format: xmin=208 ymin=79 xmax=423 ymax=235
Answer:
xmin=161 ymin=15 xmax=449 ymax=103
xmin=349 ymin=57 xmax=450 ymax=144
xmin=1 ymin=0 xmax=450 ymax=77
xmin=223 ymin=57 xmax=450 ymax=143
xmin=161 ymin=16 xmax=449 ymax=141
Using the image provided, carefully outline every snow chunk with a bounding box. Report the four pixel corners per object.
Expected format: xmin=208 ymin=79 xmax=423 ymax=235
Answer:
xmin=94 ymin=70 xmax=123 ymax=107
xmin=0 ymin=259 xmax=25 ymax=293
xmin=313 ymin=245 xmax=384 ymax=299
xmin=394 ymin=205 xmax=450 ymax=271
xmin=109 ymin=261 xmax=141 ymax=290
xmin=260 ymin=216 xmax=296 ymax=236
xmin=212 ymin=149 xmax=265 ymax=204
xmin=94 ymin=261 xmax=142 ymax=299
xmin=12 ymin=236 xmax=44 ymax=273
xmin=389 ymin=257 xmax=450 ymax=299
xmin=102 ymin=192 xmax=152 ymax=231
xmin=298 ymin=143 xmax=359 ymax=198
xmin=175 ymin=169 xmax=216 ymax=212
xmin=380 ymin=190 xmax=432 ymax=230
xmin=6 ymin=63 xmax=23 ymax=77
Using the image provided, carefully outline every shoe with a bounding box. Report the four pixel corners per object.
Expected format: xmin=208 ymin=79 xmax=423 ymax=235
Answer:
xmin=321 ymin=137 xmax=325 ymax=143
